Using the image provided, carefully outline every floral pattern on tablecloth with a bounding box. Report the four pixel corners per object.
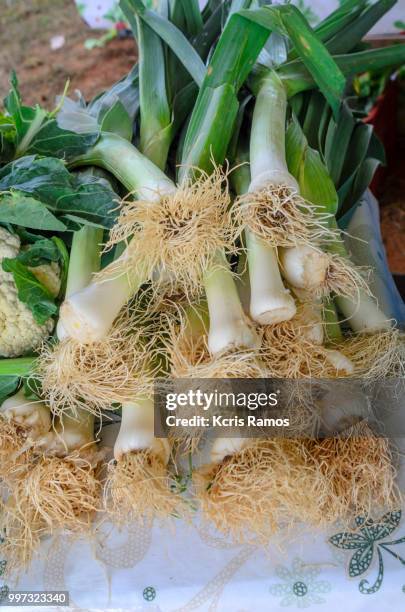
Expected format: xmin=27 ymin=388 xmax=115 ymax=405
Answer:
xmin=1 ymin=509 xmax=405 ymax=611
xmin=329 ymin=510 xmax=405 ymax=595
xmin=269 ymin=557 xmax=331 ymax=608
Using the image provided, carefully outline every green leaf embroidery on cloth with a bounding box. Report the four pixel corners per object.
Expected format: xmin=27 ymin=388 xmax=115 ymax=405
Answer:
xmin=349 ymin=546 xmax=374 ymax=577
xmin=330 ymin=510 xmax=405 ymax=595
xmin=269 ymin=557 xmax=331 ymax=607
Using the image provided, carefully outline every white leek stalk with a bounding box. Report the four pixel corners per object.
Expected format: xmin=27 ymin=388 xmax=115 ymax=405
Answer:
xmin=1 ymin=389 xmax=51 ymax=440
xmin=40 ymin=230 xmax=100 ymax=449
xmin=290 ymin=296 xmax=324 ymax=345
xmin=60 ymin=265 xmax=144 ymax=343
xmin=318 ymin=386 xmax=369 ymax=434
xmin=336 ymin=293 xmax=392 ymax=334
xmin=245 ymin=72 xmax=299 ymax=324
xmin=247 ymin=231 xmax=296 ymax=324
xmin=114 ymin=397 xmax=170 ymax=463
xmin=42 ymin=409 xmax=95 ymax=456
xmin=204 ymin=250 xmax=260 ymax=355
xmin=323 ymin=349 xmax=354 ymax=375
xmin=61 ymin=136 xmax=176 ymax=342
xmin=249 ymin=74 xmax=299 ymax=195
xmin=71 ymin=134 xmax=175 ymax=200
xmin=280 ymin=244 xmax=329 ymax=290
xmin=210 ymin=436 xmax=250 ymax=465
xmin=57 ymin=226 xmax=103 ymax=341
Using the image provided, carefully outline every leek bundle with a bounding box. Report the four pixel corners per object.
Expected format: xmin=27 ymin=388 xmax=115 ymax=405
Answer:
xmin=0 ymin=0 xmax=404 ymax=568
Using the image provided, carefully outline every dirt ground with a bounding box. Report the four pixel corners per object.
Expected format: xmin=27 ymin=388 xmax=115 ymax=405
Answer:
xmin=0 ymin=0 xmax=136 ymax=106
xmin=0 ymin=0 xmax=404 ymax=275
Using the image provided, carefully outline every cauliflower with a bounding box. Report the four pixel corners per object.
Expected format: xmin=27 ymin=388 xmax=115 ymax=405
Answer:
xmin=0 ymin=227 xmax=57 ymax=357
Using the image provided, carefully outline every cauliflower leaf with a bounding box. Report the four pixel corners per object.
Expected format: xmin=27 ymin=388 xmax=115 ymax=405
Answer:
xmin=2 ymin=258 xmax=58 ymax=325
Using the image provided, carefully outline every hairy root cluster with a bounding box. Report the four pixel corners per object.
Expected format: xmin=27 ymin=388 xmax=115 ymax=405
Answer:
xmin=260 ymin=303 xmax=346 ymax=379
xmin=38 ymin=309 xmax=158 ymax=417
xmin=313 ymin=253 xmax=371 ymax=301
xmin=194 ymin=439 xmax=323 ymax=544
xmin=0 ymin=419 xmax=34 ymax=483
xmin=339 ymin=329 xmax=405 ymax=379
xmin=0 ymin=497 xmax=46 ymax=577
xmin=104 ymin=166 xmax=236 ymax=298
xmin=194 ymin=429 xmax=399 ymax=543
xmin=167 ymin=315 xmax=265 ymax=380
xmin=0 ymin=450 xmax=102 ymax=575
xmin=104 ymin=450 xmax=184 ymax=524
xmin=234 ymin=184 xmax=334 ymax=248
xmin=305 ymin=427 xmax=400 ymax=523
xmin=164 ymin=312 xmax=266 ymax=450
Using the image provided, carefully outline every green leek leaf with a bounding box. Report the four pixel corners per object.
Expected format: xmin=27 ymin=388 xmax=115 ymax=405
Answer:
xmin=340 ymin=122 xmax=373 ymax=185
xmin=326 ymin=0 xmax=396 ymax=55
xmin=193 ymin=2 xmax=224 ymax=60
xmin=178 ymin=0 xmax=203 ymax=36
xmin=337 ymin=131 xmax=385 ymax=217
xmin=279 ymin=44 xmax=405 ymax=99
xmin=121 ymin=0 xmax=171 ymax=169
xmin=180 ymin=7 xmax=268 ymax=174
xmin=302 ymin=91 xmax=327 ymax=150
xmin=99 ymin=98 xmax=133 ymax=141
xmin=324 ymin=102 xmax=355 ymax=185
xmin=285 ymin=116 xmax=306 ymax=178
xmin=122 ymin=0 xmax=206 ymax=86
xmin=299 ymin=147 xmax=338 ymax=215
xmin=180 ymin=83 xmax=239 ymax=179
xmin=314 ymin=0 xmax=368 ymax=44
xmin=286 ymin=116 xmax=338 ymax=215
xmin=237 ymin=5 xmax=345 ymax=117
xmin=183 ymin=3 xmax=345 ymax=174
xmin=87 ymin=64 xmax=140 ymax=124
xmin=0 ymin=358 xmax=36 ymax=378
xmin=288 ymin=1 xmax=367 ymax=61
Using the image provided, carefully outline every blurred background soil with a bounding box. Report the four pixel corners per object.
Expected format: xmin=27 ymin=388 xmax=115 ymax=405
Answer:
xmin=0 ymin=0 xmax=403 ymax=275
xmin=0 ymin=0 xmax=136 ymax=106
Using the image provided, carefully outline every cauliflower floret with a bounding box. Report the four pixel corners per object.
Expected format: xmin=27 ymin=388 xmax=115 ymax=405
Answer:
xmin=0 ymin=227 xmax=56 ymax=357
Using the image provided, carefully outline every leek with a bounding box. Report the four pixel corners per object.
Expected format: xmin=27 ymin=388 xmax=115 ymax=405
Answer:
xmin=235 ymin=71 xmax=338 ymax=324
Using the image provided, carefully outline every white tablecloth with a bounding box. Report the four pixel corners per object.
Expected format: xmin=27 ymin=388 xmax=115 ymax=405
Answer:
xmin=3 ymin=507 xmax=405 ymax=611
xmin=3 ymin=427 xmax=405 ymax=611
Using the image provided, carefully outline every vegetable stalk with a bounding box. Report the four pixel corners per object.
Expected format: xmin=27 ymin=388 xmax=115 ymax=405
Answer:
xmin=236 ymin=71 xmax=334 ymax=324
xmin=114 ymin=397 xmax=169 ymax=463
xmin=64 ymin=136 xmax=257 ymax=355
xmin=56 ymin=225 xmax=103 ymax=341
xmin=203 ymin=249 xmax=259 ymax=355
xmin=105 ymin=397 xmax=181 ymax=523
xmin=61 ymin=135 xmax=175 ymax=343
